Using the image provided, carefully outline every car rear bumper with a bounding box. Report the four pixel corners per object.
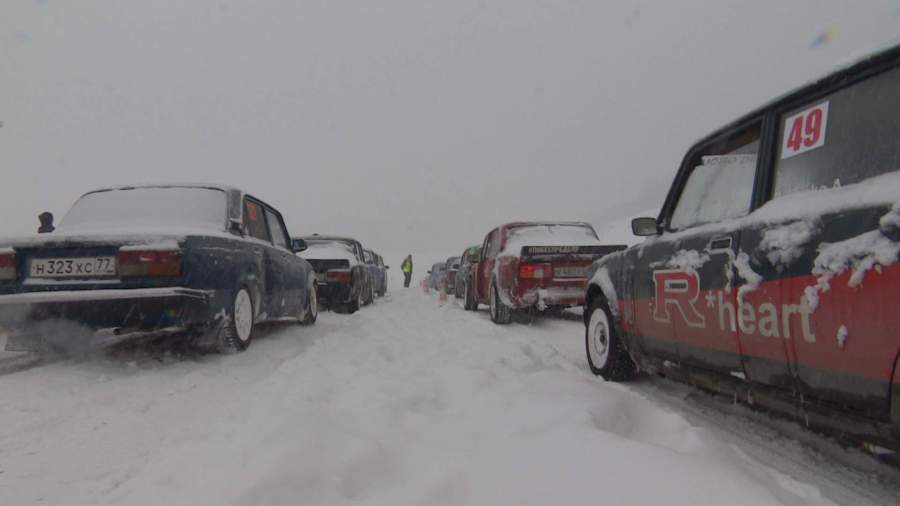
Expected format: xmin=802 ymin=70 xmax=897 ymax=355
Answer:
xmin=0 ymin=287 xmax=212 ymax=351
xmin=316 ymin=282 xmax=353 ymax=306
xmin=509 ymin=282 xmax=587 ymax=309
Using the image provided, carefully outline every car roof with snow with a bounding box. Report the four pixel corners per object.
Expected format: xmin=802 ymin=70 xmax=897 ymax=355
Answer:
xmin=687 ymin=41 xmax=900 ymax=159
xmin=83 ymin=182 xmax=241 ymax=195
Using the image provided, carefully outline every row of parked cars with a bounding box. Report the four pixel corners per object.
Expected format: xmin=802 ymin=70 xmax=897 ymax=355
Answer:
xmin=435 ymin=43 xmax=900 ymax=453
xmin=0 ymin=184 xmax=388 ymax=354
xmin=431 ymin=222 xmax=626 ymax=323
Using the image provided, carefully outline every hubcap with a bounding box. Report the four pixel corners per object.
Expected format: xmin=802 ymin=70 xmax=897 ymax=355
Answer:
xmin=234 ymin=289 xmax=253 ymax=342
xmin=588 ymin=308 xmax=610 ymax=368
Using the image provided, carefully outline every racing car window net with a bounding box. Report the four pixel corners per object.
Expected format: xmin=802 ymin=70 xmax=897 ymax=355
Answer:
xmin=59 ymin=187 xmax=227 ymax=232
xmin=772 ymin=65 xmax=900 ymax=199
xmin=243 ymin=199 xmax=270 ymax=242
xmin=669 ymin=126 xmax=760 ymax=230
xmin=264 ymin=209 xmax=289 ymax=249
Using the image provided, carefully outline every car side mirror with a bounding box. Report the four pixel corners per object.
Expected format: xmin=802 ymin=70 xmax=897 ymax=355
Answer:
xmin=632 ymin=217 xmax=660 ymax=237
xmin=427 ymin=270 xmax=432 ymax=274
xmin=291 ymin=238 xmax=308 ymax=253
xmin=385 ymin=265 xmax=390 ymax=269
xmin=228 ymin=218 xmax=243 ymax=235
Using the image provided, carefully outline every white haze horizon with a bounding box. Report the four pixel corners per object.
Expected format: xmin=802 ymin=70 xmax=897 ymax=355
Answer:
xmin=2 ymin=1 xmax=899 ymax=272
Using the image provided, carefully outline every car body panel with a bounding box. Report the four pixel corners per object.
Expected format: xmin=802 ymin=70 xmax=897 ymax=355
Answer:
xmin=586 ymin=43 xmax=900 ymax=447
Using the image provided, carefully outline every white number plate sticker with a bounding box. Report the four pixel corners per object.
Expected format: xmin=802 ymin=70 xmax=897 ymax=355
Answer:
xmin=30 ymin=257 xmax=117 ymax=278
xmin=315 ymin=272 xmax=326 ymax=282
xmin=553 ymin=266 xmax=586 ymax=278
xmin=781 ymin=101 xmax=829 ymax=159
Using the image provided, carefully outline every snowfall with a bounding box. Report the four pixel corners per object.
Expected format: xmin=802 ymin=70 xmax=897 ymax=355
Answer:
xmin=1 ymin=281 xmax=899 ymax=505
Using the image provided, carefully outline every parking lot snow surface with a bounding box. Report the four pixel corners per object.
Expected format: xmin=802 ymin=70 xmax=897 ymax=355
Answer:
xmin=1 ymin=290 xmax=898 ymax=505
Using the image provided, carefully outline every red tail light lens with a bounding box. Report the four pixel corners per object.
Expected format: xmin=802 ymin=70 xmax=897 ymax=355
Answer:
xmin=325 ymin=269 xmax=352 ymax=283
xmin=519 ymin=262 xmax=552 ymax=279
xmin=117 ymin=250 xmax=182 ymax=277
xmin=0 ymin=251 xmax=16 ymax=281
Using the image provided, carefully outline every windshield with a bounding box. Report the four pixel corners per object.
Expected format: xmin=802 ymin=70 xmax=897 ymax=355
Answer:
xmin=59 ymin=187 xmax=226 ymax=233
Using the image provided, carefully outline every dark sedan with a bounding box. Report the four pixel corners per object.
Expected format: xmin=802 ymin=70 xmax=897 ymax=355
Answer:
xmin=297 ymin=235 xmax=374 ymax=313
xmin=0 ymin=184 xmax=318 ymax=354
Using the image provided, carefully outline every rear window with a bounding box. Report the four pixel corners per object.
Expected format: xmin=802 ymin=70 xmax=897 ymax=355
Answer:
xmin=60 ymin=187 xmax=226 ymax=232
xmin=772 ymin=65 xmax=900 ymax=198
xmin=504 ymin=224 xmax=599 ymax=251
xmin=303 ymin=240 xmax=357 ymax=261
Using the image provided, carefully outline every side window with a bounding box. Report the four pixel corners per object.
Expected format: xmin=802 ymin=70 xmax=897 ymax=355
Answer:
xmin=264 ymin=209 xmax=289 ymax=249
xmin=669 ymin=124 xmax=761 ymax=230
xmin=773 ymin=65 xmax=900 ymax=199
xmin=364 ymin=251 xmax=373 ymax=263
xmin=243 ymin=199 xmax=270 ymax=242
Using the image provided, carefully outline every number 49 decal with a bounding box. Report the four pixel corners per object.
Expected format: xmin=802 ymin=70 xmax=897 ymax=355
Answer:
xmin=781 ymin=101 xmax=829 ymax=159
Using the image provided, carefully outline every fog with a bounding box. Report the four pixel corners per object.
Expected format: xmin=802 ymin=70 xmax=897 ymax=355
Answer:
xmin=2 ymin=1 xmax=898 ymax=267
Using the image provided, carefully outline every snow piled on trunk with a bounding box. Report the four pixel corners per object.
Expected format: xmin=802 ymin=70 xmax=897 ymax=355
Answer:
xmin=0 ymin=290 xmax=856 ymax=505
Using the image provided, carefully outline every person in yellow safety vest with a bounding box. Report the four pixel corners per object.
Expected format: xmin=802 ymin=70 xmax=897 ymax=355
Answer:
xmin=401 ymin=254 xmax=413 ymax=288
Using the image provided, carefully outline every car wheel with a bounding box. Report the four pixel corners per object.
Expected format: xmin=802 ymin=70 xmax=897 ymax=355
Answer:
xmin=218 ymin=287 xmax=254 ymax=353
xmin=489 ymin=281 xmax=512 ymax=324
xmin=300 ymin=276 xmax=318 ymax=325
xmin=463 ymin=280 xmax=476 ymax=310
xmin=347 ymin=286 xmax=361 ymax=314
xmin=585 ymin=297 xmax=635 ymax=380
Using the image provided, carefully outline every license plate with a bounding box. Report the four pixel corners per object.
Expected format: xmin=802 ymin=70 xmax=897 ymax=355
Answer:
xmin=29 ymin=257 xmax=117 ymax=278
xmin=315 ymin=273 xmax=326 ymax=282
xmin=553 ymin=266 xmax=586 ymax=278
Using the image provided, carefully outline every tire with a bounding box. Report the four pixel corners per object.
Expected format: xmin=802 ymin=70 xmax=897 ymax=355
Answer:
xmin=218 ymin=287 xmax=254 ymax=353
xmin=489 ymin=281 xmax=512 ymax=324
xmin=585 ymin=297 xmax=635 ymax=380
xmin=463 ymin=280 xmax=477 ymax=311
xmin=300 ymin=276 xmax=318 ymax=325
xmin=347 ymin=285 xmax=361 ymax=314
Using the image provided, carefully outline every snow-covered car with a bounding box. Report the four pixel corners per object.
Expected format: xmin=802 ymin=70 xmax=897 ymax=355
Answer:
xmin=297 ymin=235 xmax=374 ymax=313
xmin=427 ymin=262 xmax=445 ymax=291
xmin=455 ymin=245 xmax=481 ymax=300
xmin=468 ymin=222 xmax=626 ymax=323
xmin=364 ymin=249 xmax=388 ymax=297
xmin=584 ymin=42 xmax=900 ymax=451
xmin=0 ymin=184 xmax=318 ymax=354
xmin=439 ymin=256 xmax=461 ymax=294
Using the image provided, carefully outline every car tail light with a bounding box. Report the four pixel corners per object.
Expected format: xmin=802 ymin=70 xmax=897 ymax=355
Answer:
xmin=519 ymin=262 xmax=552 ymax=279
xmin=117 ymin=249 xmax=182 ymax=277
xmin=0 ymin=251 xmax=16 ymax=281
xmin=326 ymin=269 xmax=352 ymax=283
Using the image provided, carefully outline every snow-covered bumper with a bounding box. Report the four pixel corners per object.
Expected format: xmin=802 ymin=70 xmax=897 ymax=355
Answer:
xmin=0 ymin=287 xmax=212 ymax=351
xmin=508 ymin=280 xmax=588 ymax=309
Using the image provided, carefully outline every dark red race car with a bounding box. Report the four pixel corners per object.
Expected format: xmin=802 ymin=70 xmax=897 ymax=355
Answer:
xmin=465 ymin=221 xmax=625 ymax=323
xmin=584 ymin=43 xmax=900 ymax=451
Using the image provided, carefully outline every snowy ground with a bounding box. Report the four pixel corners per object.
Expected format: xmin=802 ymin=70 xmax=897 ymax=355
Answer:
xmin=1 ymin=288 xmax=898 ymax=505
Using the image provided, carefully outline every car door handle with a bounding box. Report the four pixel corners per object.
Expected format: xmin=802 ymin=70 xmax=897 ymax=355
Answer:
xmin=708 ymin=236 xmax=732 ymax=252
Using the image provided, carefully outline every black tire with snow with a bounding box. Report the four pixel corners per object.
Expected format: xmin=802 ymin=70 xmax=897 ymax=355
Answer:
xmin=489 ymin=281 xmax=512 ymax=324
xmin=585 ymin=296 xmax=635 ymax=380
xmin=463 ymin=280 xmax=477 ymax=311
xmin=300 ymin=276 xmax=318 ymax=325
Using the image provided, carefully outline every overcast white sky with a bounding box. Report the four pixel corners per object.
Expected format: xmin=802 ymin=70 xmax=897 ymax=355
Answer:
xmin=2 ymin=1 xmax=899 ymax=265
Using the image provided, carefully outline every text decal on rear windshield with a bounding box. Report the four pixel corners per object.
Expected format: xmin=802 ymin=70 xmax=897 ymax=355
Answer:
xmin=781 ymin=101 xmax=829 ymax=159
